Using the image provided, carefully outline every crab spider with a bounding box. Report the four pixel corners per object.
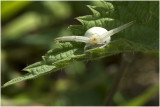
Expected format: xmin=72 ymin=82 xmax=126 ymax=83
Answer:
xmin=55 ymin=21 xmax=135 ymax=51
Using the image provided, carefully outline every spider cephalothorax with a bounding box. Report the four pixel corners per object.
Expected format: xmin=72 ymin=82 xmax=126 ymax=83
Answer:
xmin=55 ymin=21 xmax=135 ymax=51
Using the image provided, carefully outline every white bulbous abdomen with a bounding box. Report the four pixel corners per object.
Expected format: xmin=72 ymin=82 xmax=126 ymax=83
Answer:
xmin=84 ymin=27 xmax=108 ymax=37
xmin=84 ymin=27 xmax=111 ymax=45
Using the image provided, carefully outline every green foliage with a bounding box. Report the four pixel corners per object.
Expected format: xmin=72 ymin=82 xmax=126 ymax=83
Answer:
xmin=1 ymin=1 xmax=32 ymax=21
xmin=2 ymin=1 xmax=72 ymax=39
xmin=123 ymin=84 xmax=159 ymax=106
xmin=2 ymin=1 xmax=159 ymax=88
xmin=1 ymin=1 xmax=45 ymax=40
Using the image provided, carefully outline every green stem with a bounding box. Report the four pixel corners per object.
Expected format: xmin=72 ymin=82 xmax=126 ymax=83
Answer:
xmin=104 ymin=52 xmax=135 ymax=106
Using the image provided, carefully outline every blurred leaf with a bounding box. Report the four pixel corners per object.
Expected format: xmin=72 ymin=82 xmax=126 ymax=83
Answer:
xmin=1 ymin=1 xmax=32 ymax=21
xmin=2 ymin=95 xmax=33 ymax=106
xmin=43 ymin=1 xmax=72 ymax=20
xmin=55 ymin=79 xmax=70 ymax=92
xmin=122 ymin=84 xmax=159 ymax=106
xmin=2 ymin=1 xmax=72 ymax=39
xmin=2 ymin=12 xmax=45 ymax=39
xmin=2 ymin=1 xmax=159 ymax=87
xmin=113 ymin=91 xmax=127 ymax=105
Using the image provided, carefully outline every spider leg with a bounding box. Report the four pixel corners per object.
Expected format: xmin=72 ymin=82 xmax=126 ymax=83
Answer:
xmin=100 ymin=21 xmax=135 ymax=39
xmin=55 ymin=36 xmax=89 ymax=43
xmin=84 ymin=44 xmax=90 ymax=52
xmin=84 ymin=44 xmax=106 ymax=53
xmin=99 ymin=44 xmax=107 ymax=48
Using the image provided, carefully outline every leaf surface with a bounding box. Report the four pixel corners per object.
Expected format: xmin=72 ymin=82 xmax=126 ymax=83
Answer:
xmin=2 ymin=1 xmax=158 ymax=88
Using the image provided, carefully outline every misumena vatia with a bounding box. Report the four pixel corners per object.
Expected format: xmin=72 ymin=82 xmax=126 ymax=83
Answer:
xmin=55 ymin=21 xmax=135 ymax=51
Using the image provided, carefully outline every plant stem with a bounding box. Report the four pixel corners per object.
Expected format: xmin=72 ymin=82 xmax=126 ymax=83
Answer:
xmin=104 ymin=52 xmax=135 ymax=106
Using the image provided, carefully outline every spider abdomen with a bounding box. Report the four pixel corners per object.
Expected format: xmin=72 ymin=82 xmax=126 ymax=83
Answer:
xmin=85 ymin=27 xmax=111 ymax=45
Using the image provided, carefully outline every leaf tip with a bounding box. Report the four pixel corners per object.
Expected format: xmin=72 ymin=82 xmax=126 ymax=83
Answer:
xmin=1 ymin=83 xmax=9 ymax=88
xmin=86 ymin=5 xmax=93 ymax=8
xmin=22 ymin=68 xmax=27 ymax=72
xmin=86 ymin=5 xmax=91 ymax=7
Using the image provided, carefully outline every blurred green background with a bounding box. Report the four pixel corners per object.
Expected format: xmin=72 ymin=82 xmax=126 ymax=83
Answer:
xmin=1 ymin=1 xmax=159 ymax=106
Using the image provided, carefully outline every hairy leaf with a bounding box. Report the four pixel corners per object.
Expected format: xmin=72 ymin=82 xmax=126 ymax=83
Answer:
xmin=2 ymin=1 xmax=159 ymax=88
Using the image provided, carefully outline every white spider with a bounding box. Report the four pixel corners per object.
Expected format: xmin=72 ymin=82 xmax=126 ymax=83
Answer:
xmin=55 ymin=21 xmax=134 ymax=51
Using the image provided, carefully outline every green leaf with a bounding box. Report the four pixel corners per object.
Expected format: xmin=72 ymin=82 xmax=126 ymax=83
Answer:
xmin=2 ymin=1 xmax=158 ymax=88
xmin=122 ymin=84 xmax=159 ymax=106
xmin=1 ymin=1 xmax=32 ymax=21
